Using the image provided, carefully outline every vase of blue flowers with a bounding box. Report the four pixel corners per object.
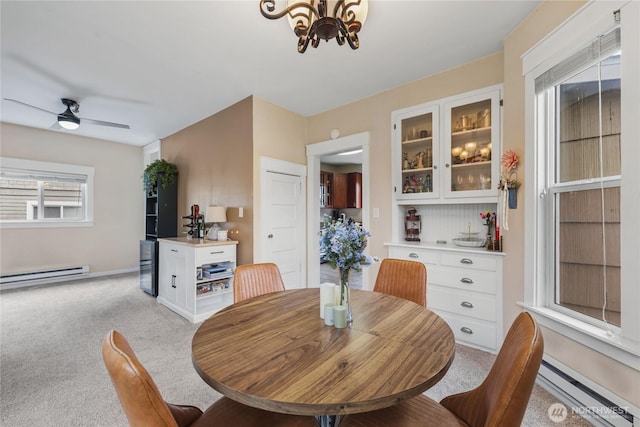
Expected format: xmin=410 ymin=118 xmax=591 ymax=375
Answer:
xmin=319 ymin=216 xmax=373 ymax=326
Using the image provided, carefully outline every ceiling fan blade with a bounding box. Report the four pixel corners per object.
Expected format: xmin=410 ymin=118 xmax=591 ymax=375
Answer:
xmin=3 ymin=98 xmax=56 ymax=115
xmin=81 ymin=117 xmax=130 ymax=129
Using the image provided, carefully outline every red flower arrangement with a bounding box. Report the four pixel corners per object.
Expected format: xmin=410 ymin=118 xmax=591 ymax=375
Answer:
xmin=480 ymin=210 xmax=495 ymax=227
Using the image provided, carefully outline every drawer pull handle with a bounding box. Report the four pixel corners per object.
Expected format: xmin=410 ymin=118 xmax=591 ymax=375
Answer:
xmin=460 ymin=278 xmax=474 ymax=284
xmin=460 ymin=258 xmax=473 ymax=265
xmin=460 ymin=301 xmax=474 ymax=309
xmin=460 ymin=327 xmax=474 ymax=335
xmin=171 ymin=274 xmax=177 ymax=288
xmin=408 ymin=252 xmax=419 ymax=259
xmin=210 ymin=251 xmax=223 ymax=255
xmin=170 ymin=249 xmax=178 ymax=253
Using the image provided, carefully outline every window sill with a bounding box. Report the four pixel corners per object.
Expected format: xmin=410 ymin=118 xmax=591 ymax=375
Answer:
xmin=0 ymin=221 xmax=94 ymax=229
xmin=519 ymin=302 xmax=640 ymax=371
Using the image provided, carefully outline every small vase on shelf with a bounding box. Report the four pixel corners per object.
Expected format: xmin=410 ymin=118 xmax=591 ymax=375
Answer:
xmin=339 ymin=268 xmax=352 ymax=326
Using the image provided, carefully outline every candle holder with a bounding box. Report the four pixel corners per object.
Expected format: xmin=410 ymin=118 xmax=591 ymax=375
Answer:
xmin=487 ymin=237 xmax=502 ymax=252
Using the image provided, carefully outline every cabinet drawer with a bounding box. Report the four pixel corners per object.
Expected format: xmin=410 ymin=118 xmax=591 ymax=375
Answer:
xmin=428 ymin=285 xmax=496 ymax=322
xmin=196 ymin=245 xmax=236 ymax=266
xmin=434 ymin=310 xmax=497 ymax=351
xmin=387 ymin=246 xmax=439 ymax=265
xmin=428 ymin=267 xmax=496 ymax=295
xmin=162 ymin=243 xmax=185 ymax=256
xmin=441 ymin=253 xmax=497 ymax=271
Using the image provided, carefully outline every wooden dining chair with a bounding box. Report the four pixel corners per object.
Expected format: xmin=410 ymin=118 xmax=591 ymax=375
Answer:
xmin=102 ymin=330 xmax=316 ymax=427
xmin=340 ymin=312 xmax=544 ymax=427
xmin=233 ymin=263 xmax=286 ymax=303
xmin=373 ymin=258 xmax=427 ymax=307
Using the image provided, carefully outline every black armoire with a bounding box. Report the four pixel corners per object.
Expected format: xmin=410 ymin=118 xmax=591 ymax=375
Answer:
xmin=140 ymin=174 xmax=177 ymax=296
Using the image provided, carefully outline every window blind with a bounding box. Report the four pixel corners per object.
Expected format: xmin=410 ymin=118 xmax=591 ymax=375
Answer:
xmin=0 ymin=168 xmax=88 ymax=184
xmin=535 ymin=27 xmax=620 ymax=94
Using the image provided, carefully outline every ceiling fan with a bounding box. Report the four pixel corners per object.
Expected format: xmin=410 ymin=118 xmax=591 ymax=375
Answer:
xmin=4 ymin=97 xmax=130 ymax=130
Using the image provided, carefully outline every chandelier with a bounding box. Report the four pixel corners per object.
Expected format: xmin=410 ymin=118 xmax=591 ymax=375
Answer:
xmin=259 ymin=0 xmax=368 ymax=53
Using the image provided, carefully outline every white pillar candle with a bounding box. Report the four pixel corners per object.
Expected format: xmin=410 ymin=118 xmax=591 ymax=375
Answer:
xmin=324 ymin=304 xmax=335 ymax=326
xmin=334 ymin=306 xmax=347 ymax=329
xmin=320 ymin=283 xmax=335 ymax=319
xmin=334 ymin=284 xmax=341 ymax=305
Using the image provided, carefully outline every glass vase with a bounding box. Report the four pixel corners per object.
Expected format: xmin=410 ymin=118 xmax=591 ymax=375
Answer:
xmin=339 ymin=268 xmax=353 ymax=326
xmin=485 ymin=224 xmax=493 ymax=248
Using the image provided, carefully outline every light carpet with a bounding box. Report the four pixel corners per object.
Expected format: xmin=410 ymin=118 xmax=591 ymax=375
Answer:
xmin=0 ymin=273 xmax=591 ymax=426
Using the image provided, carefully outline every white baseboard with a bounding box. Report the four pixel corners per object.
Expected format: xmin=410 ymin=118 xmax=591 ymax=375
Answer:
xmin=0 ymin=267 xmax=138 ymax=291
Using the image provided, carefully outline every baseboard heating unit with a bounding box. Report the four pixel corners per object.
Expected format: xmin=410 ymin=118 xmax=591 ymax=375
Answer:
xmin=538 ymin=357 xmax=637 ymax=427
xmin=0 ymin=266 xmax=89 ymax=290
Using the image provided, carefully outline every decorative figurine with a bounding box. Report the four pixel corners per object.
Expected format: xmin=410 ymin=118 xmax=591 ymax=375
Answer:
xmin=417 ymin=150 xmax=426 ymax=169
xmin=404 ymin=207 xmax=421 ymax=242
xmin=403 ymin=152 xmax=410 ymax=170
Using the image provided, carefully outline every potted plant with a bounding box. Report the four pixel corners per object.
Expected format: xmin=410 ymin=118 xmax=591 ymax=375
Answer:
xmin=143 ymin=159 xmax=178 ymax=194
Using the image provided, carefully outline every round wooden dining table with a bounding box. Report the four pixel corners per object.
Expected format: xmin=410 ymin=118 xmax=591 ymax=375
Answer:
xmin=192 ymin=288 xmax=455 ymax=427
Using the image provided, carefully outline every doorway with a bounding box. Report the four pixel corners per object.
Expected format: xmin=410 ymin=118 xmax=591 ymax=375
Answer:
xmin=306 ymin=132 xmax=370 ymax=289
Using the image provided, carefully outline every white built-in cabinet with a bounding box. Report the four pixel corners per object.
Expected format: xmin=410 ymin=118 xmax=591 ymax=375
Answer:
xmin=158 ymin=238 xmax=237 ymax=323
xmin=389 ymin=85 xmax=505 ymax=353
xmin=387 ymin=243 xmax=504 ymax=353
xmin=393 ymin=85 xmax=502 ymax=204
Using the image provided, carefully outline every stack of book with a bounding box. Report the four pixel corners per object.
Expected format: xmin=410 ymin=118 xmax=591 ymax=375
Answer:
xmin=202 ymin=264 xmax=231 ymax=280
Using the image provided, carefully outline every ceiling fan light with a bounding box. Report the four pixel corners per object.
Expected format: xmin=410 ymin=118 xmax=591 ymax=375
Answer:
xmin=58 ymin=117 xmax=80 ymax=130
xmin=58 ymin=110 xmax=80 ymax=130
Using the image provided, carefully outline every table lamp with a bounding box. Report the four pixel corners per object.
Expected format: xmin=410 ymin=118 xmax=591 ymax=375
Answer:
xmin=206 ymin=206 xmax=227 ymax=240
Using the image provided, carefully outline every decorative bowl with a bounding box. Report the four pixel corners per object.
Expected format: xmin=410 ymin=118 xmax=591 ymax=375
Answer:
xmin=452 ymin=237 xmax=486 ymax=248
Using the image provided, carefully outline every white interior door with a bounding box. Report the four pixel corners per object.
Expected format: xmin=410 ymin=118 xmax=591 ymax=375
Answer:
xmin=263 ymin=167 xmax=306 ymax=289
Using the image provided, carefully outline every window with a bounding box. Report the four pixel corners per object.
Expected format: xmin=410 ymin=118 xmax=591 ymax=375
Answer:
xmin=523 ymin=0 xmax=640 ymax=368
xmin=0 ymin=157 xmax=94 ymax=227
xmin=537 ymin=28 xmax=621 ymax=328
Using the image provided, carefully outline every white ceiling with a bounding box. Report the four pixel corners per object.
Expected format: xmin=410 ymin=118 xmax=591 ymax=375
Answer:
xmin=0 ymin=1 xmax=540 ymax=147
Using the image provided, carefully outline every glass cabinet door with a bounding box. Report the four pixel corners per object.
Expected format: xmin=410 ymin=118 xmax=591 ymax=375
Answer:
xmin=444 ymin=89 xmax=500 ymax=199
xmin=394 ymin=104 xmax=439 ymax=200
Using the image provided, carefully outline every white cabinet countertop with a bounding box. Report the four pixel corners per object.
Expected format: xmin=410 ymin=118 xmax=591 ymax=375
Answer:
xmin=385 ymin=241 xmax=506 ymax=256
xmin=158 ymin=237 xmax=238 ymax=248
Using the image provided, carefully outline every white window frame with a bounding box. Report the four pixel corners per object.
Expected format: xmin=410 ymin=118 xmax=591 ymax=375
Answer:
xmin=522 ymin=0 xmax=640 ymax=370
xmin=0 ymin=157 xmax=94 ymax=228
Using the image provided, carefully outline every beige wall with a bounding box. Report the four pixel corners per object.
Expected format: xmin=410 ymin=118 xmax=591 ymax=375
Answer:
xmin=159 ymin=96 xmax=307 ymax=266
xmin=307 ymin=53 xmax=504 ymax=285
xmin=504 ymin=0 xmax=639 ymax=407
xmin=252 ymin=96 xmax=307 ymax=165
xmin=161 ymin=97 xmax=254 ymax=265
xmin=0 ymin=123 xmax=142 ymax=275
xmin=502 ymin=0 xmax=586 ymax=329
xmin=251 ymin=96 xmax=308 ymax=262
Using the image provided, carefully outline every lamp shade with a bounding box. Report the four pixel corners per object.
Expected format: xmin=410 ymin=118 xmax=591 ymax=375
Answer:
xmin=206 ymin=206 xmax=227 ymax=223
